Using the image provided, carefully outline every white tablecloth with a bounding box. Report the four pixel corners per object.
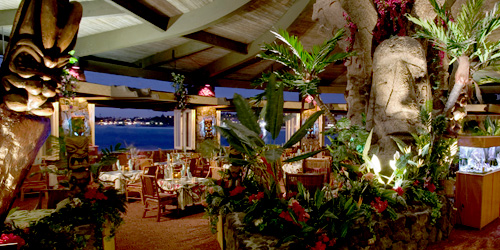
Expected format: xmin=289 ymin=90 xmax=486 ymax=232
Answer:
xmin=99 ymin=170 xmax=142 ymax=191
xmin=157 ymin=177 xmax=208 ymax=210
xmin=282 ymin=161 xmax=303 ymax=174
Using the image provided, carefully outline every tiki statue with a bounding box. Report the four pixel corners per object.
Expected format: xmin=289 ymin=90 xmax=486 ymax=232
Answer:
xmin=0 ymin=0 xmax=82 ymax=222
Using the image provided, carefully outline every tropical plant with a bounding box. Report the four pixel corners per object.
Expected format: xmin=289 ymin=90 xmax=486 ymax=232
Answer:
xmin=5 ymin=182 xmax=126 ymax=250
xmin=324 ymin=115 xmax=370 ymax=173
xmin=90 ymin=143 xmax=127 ymax=177
xmin=257 ymin=29 xmax=354 ymax=124
xmin=462 ymin=116 xmax=500 ymax=135
xmin=407 ymin=0 xmax=500 ymax=114
xmin=171 ymin=72 xmax=188 ymax=110
xmin=214 ymin=77 xmax=324 ymax=195
xmin=204 ymin=76 xmax=325 ymax=232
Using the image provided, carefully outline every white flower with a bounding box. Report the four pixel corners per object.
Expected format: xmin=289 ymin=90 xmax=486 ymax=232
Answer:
xmin=254 ymin=218 xmax=263 ymax=226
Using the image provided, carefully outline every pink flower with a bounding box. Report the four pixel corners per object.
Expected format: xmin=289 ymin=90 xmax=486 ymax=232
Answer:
xmin=208 ymin=186 xmax=214 ymax=194
xmin=394 ymin=187 xmax=404 ymax=196
xmin=229 ymin=186 xmax=245 ymax=196
xmin=0 ymin=233 xmax=25 ymax=248
xmin=371 ymin=197 xmax=388 ymax=213
xmin=363 ymin=172 xmax=375 ymax=181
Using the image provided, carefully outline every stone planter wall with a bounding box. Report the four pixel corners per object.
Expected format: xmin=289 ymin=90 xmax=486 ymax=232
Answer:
xmin=224 ymin=198 xmax=454 ymax=250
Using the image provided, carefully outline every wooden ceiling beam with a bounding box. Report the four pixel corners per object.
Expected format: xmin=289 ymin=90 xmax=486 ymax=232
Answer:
xmin=79 ymin=56 xmax=177 ymax=82
xmin=74 ymin=0 xmax=251 ymax=57
xmin=184 ymin=31 xmax=248 ymax=54
xmin=107 ymin=0 xmax=170 ymax=31
xmin=136 ymin=41 xmax=211 ymax=68
xmin=0 ymin=0 xmax=124 ymax=26
xmin=201 ymin=0 xmax=313 ymax=78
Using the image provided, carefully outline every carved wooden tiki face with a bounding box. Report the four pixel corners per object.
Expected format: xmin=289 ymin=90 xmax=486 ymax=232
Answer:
xmin=0 ymin=0 xmax=82 ymax=116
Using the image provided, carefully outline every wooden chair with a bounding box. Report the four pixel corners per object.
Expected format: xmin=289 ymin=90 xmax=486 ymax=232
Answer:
xmin=303 ymin=158 xmax=332 ymax=183
xmin=20 ymin=164 xmax=49 ymax=201
xmin=285 ymin=173 xmax=325 ymax=194
xmin=141 ymin=175 xmax=178 ymax=222
xmin=125 ymin=165 xmax=158 ymax=202
xmin=132 ymin=158 xmax=153 ymax=171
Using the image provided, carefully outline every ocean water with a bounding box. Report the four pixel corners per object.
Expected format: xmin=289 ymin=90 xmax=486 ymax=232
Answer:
xmin=95 ymin=125 xmax=175 ymax=151
xmin=95 ymin=125 xmax=287 ymax=151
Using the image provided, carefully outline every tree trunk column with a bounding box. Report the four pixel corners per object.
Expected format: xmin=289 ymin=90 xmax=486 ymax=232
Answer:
xmin=0 ymin=105 xmax=50 ymax=223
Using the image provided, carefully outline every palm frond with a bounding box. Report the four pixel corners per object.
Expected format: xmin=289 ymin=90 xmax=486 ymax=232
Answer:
xmin=271 ymin=30 xmax=310 ymax=70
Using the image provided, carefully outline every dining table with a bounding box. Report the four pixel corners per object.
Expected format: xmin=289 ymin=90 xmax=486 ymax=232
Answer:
xmin=157 ymin=177 xmax=208 ymax=210
xmin=98 ymin=170 xmax=142 ymax=192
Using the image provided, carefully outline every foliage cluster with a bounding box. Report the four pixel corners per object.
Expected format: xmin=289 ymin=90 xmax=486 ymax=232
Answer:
xmin=462 ymin=116 xmax=500 ymax=136
xmin=171 ymin=72 xmax=188 ymax=110
xmin=3 ymin=182 xmax=126 ymax=250
xmin=204 ymin=84 xmax=452 ymax=249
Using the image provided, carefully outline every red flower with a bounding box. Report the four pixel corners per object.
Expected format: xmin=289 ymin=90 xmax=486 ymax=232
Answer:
xmin=413 ymin=180 xmax=420 ymax=186
xmin=279 ymin=211 xmax=293 ymax=222
xmin=229 ymin=186 xmax=245 ymax=196
xmin=310 ymin=241 xmax=326 ymax=250
xmin=371 ymin=197 xmax=388 ymax=213
xmin=394 ymin=187 xmax=404 ymax=196
xmin=290 ymin=200 xmax=310 ymax=223
xmin=249 ymin=192 xmax=265 ymax=203
xmin=427 ymin=183 xmax=436 ymax=193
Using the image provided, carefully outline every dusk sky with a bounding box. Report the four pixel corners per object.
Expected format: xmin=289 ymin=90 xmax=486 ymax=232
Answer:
xmin=86 ymin=71 xmax=346 ymax=118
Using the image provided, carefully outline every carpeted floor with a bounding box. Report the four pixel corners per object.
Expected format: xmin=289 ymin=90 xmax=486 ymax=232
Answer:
xmin=10 ymin=194 xmax=500 ymax=249
xmin=115 ymin=201 xmax=219 ymax=250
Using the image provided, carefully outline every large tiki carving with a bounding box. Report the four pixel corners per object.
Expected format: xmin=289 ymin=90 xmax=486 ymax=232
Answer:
xmin=0 ymin=0 xmax=82 ymax=222
xmin=367 ymin=37 xmax=431 ymax=172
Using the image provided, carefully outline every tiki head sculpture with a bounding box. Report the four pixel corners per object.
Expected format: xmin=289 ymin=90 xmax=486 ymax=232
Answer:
xmin=0 ymin=0 xmax=82 ymax=222
xmin=0 ymin=0 xmax=82 ymax=116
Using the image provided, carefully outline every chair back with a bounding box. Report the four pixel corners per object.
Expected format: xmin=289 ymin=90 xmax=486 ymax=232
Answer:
xmin=25 ymin=164 xmax=47 ymax=183
xmin=141 ymin=175 xmax=159 ymax=199
xmin=303 ymin=158 xmax=331 ymax=183
xmin=134 ymin=158 xmax=153 ymax=171
xmin=155 ymin=166 xmax=165 ymax=180
xmin=143 ymin=165 xmax=158 ymax=176
xmin=285 ymin=173 xmax=325 ymax=194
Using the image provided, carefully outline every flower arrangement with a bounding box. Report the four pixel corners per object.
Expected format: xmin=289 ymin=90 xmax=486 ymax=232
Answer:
xmin=4 ymin=182 xmax=126 ymax=250
xmin=204 ymin=80 xmax=454 ymax=248
xmin=59 ymin=50 xmax=80 ymax=99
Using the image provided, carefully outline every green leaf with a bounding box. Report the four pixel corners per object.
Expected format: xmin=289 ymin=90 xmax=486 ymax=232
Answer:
xmin=264 ymin=148 xmax=284 ymax=163
xmin=390 ymin=136 xmax=407 ymax=153
xmin=233 ymin=93 xmax=261 ymax=135
xmin=224 ymin=121 xmax=265 ymax=148
xmin=283 ymin=110 xmax=324 ymax=148
xmin=264 ymin=76 xmax=284 ymax=140
xmin=216 ymin=126 xmax=250 ymax=154
xmin=362 ymin=129 xmax=373 ymax=162
xmin=284 ymin=149 xmax=325 ymax=162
